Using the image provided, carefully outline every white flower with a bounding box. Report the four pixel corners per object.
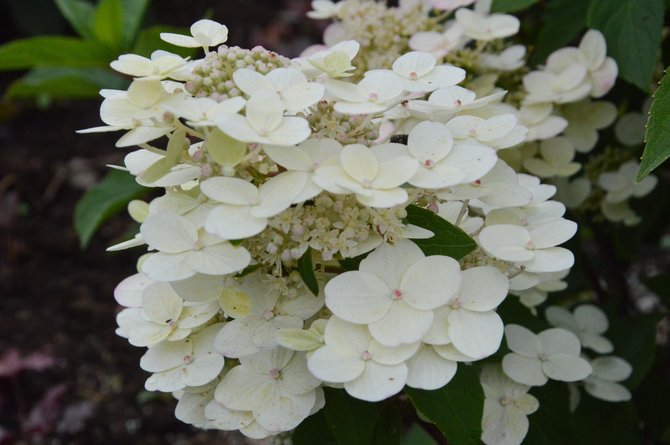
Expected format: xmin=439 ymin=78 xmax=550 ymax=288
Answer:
xmin=407 ymin=121 xmax=497 ymax=189
xmin=201 ymin=172 xmax=307 ymax=240
xmin=215 ymin=348 xmax=321 ymax=432
xmin=447 ymin=114 xmax=527 ymax=150
xmin=262 ymin=138 xmax=343 ymax=202
xmin=307 ymin=0 xmax=343 ymax=19
xmin=561 ymin=99 xmax=617 ymax=153
xmin=313 ymin=143 xmax=418 ymax=208
xmin=502 ymin=325 xmax=592 ymax=386
xmin=552 ymin=177 xmax=592 ymax=209
xmin=326 ymin=71 xmax=405 ymax=114
xmin=601 ymin=200 xmax=641 ymax=226
xmin=414 ymin=86 xmax=506 ymax=120
xmin=478 ymin=220 xmax=576 ymax=273
xmin=409 ymin=24 xmax=465 ymax=59
xmin=140 ymin=323 xmax=225 ymax=392
xmin=161 ymin=96 xmax=246 ymax=127
xmin=523 ymin=64 xmax=591 ymax=105
xmin=114 ymin=273 xmax=153 ymax=307
xmin=437 ymin=201 xmax=483 ymax=235
xmin=116 ymin=281 xmax=218 ymax=347
xmin=523 ymin=137 xmax=581 ymax=178
xmin=175 ymin=385 xmax=217 ymax=429
xmin=303 ymin=40 xmax=360 ymax=78
xmin=140 ymin=211 xmax=251 ymax=281
xmin=545 ymin=304 xmax=614 ymax=353
xmin=233 ymin=68 xmax=325 ymax=113
xmin=216 ymin=89 xmax=311 ymax=146
xmin=518 ymin=103 xmax=568 ymax=142
xmin=110 ymin=51 xmax=189 ymax=80
xmin=161 ymin=19 xmax=228 ymax=49
xmin=614 ymin=99 xmax=651 ymax=146
xmin=546 ymin=30 xmax=618 ymax=98
xmin=480 ymin=364 xmax=539 ymax=445
xmin=324 ymin=240 xmax=461 ymax=346
xmin=387 ymin=51 xmax=466 ymax=93
xmin=307 ymin=317 xmax=418 ymax=401
xmin=455 ymin=9 xmax=520 ymax=41
xmin=214 ymin=273 xmax=324 ymax=358
xmin=598 ymin=161 xmax=658 ymax=204
xmin=479 ymin=45 xmax=526 ymax=71
xmin=583 ymin=356 xmax=632 ymax=402
xmin=405 ymin=344 xmax=458 ymax=390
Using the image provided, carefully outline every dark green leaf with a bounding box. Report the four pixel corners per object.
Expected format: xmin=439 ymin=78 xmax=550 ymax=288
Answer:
xmin=608 ymin=313 xmax=662 ymax=389
xmin=0 ymin=37 xmax=111 ymax=70
xmin=405 ymin=205 xmax=477 ymax=259
xmin=524 ymin=382 xmax=575 ymax=445
xmin=643 ymin=271 xmax=670 ymax=305
xmin=531 ymin=0 xmax=591 ymax=65
xmin=298 ymin=248 xmax=319 ymax=296
xmin=118 ymin=0 xmax=150 ymax=49
xmin=338 ymin=251 xmax=369 ymax=271
xmin=491 ymin=0 xmax=540 ymax=13
xmin=92 ymin=0 xmax=123 ymax=50
xmin=5 ymin=67 xmax=127 ymax=99
xmin=406 ymin=366 xmax=484 ymax=445
xmin=638 ymin=68 xmax=670 ymax=179
xmin=132 ymin=25 xmax=197 ymax=58
xmin=401 ymin=424 xmax=438 ymax=445
xmin=322 ymin=388 xmax=382 ymax=445
xmin=54 ymin=0 xmax=95 ymax=39
xmin=373 ymin=402 xmax=402 ymax=445
xmin=571 ymin=398 xmax=640 ymax=445
xmin=292 ymin=410 xmax=337 ymax=445
xmin=587 ymin=0 xmax=664 ymax=92
xmin=74 ymin=170 xmax=147 ymax=248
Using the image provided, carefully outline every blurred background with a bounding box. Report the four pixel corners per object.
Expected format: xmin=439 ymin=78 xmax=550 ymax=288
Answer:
xmin=0 ymin=1 xmax=324 ymax=443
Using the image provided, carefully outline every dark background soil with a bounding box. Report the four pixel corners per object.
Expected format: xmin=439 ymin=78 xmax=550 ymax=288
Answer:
xmin=0 ymin=1 xmax=321 ymax=443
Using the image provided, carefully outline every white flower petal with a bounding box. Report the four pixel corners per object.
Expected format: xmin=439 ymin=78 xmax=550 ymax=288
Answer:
xmin=344 ymin=361 xmax=407 ymax=402
xmin=406 ymin=345 xmax=457 ymax=390
xmin=448 ymin=310 xmax=503 ymax=359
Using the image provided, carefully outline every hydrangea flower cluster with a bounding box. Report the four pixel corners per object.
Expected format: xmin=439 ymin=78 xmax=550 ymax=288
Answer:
xmin=84 ymin=2 xmax=643 ymax=442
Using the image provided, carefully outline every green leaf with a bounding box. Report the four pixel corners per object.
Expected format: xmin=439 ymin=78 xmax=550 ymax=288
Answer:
xmin=587 ymin=0 xmax=664 ymax=92
xmin=406 ymin=366 xmax=484 ymax=445
xmin=74 ymin=170 xmax=147 ymax=248
xmin=54 ymin=0 xmax=95 ymax=39
xmin=491 ymin=0 xmax=540 ymax=12
xmin=643 ymin=271 xmax=670 ymax=305
xmin=5 ymin=67 xmax=127 ymax=99
xmin=571 ymin=398 xmax=640 ymax=445
xmin=132 ymin=25 xmax=197 ymax=58
xmin=118 ymin=0 xmax=150 ymax=49
xmin=524 ymin=382 xmax=576 ymax=445
xmin=0 ymin=37 xmax=111 ymax=70
xmin=531 ymin=0 xmax=591 ymax=65
xmin=292 ymin=411 xmax=337 ymax=445
xmin=373 ymin=402 xmax=402 ymax=445
xmin=92 ymin=0 xmax=123 ymax=50
xmin=401 ymin=424 xmax=438 ymax=445
xmin=298 ymin=248 xmax=319 ymax=297
xmin=638 ymin=68 xmax=670 ymax=180
xmin=322 ymin=388 xmax=382 ymax=445
xmin=338 ymin=251 xmax=369 ymax=271
xmin=404 ymin=205 xmax=477 ymax=259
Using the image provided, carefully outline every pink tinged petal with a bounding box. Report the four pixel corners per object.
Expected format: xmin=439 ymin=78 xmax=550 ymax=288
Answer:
xmin=542 ymin=354 xmax=592 ymax=381
xmin=325 ymin=271 xmax=392 ymax=324
xmin=502 ymin=353 xmax=547 ymax=386
xmin=478 ymin=225 xmax=533 ymax=262
xmin=233 ymin=69 xmax=273 ymax=96
xmin=344 ymin=361 xmax=408 ymax=402
xmin=401 ymin=256 xmax=461 ymax=310
xmin=590 ymin=58 xmax=617 ymax=98
xmin=448 ymin=310 xmax=504 ymax=359
xmin=369 ymin=301 xmax=434 ymax=347
xmin=406 ymin=345 xmax=457 ymax=390
xmin=505 ymin=324 xmax=542 ymax=357
xmin=189 ymin=243 xmax=251 ymax=275
xmin=459 ymin=266 xmax=509 ymax=311
xmin=422 ymin=306 xmax=452 ymax=345
xmin=307 ymin=345 xmax=365 ymax=383
xmin=522 ymin=247 xmax=574 ymax=273
xmin=584 ymin=379 xmax=631 ymax=402
xmin=140 ymin=340 xmax=193 ymax=372
xmin=360 ymin=239 xmax=425 ymax=290
xmin=141 ymin=252 xmax=195 ymax=281
xmin=539 ymin=328 xmax=581 ymax=356
xmin=141 ymin=282 xmax=183 ymax=324
xmin=200 ymin=177 xmax=258 ymax=205
xmin=114 ymin=273 xmax=152 ymax=307
xmin=204 ymin=205 xmax=268 ymax=240
xmin=141 ymin=212 xmax=197 ymax=253
xmin=217 ymin=366 xmax=274 ymax=411
xmin=254 ymin=388 xmax=316 ymax=432
xmin=573 ymin=304 xmax=609 ymax=334
xmin=367 ymin=340 xmax=420 ymax=365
